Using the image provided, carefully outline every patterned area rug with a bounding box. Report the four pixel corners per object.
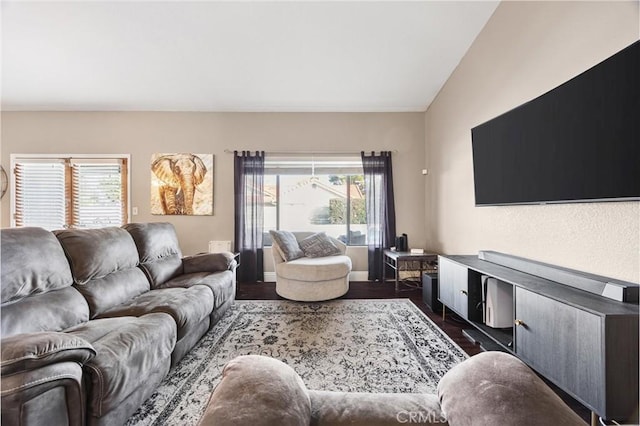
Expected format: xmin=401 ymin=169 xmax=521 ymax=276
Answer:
xmin=126 ymin=299 xmax=467 ymax=426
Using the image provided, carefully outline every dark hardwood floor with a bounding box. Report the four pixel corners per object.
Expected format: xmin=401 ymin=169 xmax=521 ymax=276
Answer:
xmin=237 ymin=280 xmax=591 ymax=423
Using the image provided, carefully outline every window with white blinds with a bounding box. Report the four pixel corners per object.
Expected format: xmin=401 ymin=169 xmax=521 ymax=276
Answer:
xmin=11 ymin=156 xmax=129 ymax=230
xmin=14 ymin=161 xmax=67 ymax=230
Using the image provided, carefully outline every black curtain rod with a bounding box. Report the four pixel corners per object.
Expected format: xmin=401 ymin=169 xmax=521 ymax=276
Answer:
xmin=223 ymin=149 xmax=397 ymax=155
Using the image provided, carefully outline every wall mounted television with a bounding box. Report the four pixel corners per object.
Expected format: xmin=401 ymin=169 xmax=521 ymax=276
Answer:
xmin=471 ymin=40 xmax=639 ymax=206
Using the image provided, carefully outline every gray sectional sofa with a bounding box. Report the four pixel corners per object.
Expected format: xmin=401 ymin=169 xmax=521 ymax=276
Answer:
xmin=0 ymin=223 xmax=237 ymax=426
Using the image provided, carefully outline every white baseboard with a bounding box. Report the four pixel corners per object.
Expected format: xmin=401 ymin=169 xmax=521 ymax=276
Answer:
xmin=349 ymin=271 xmax=369 ymax=281
xmin=263 ymin=271 xmax=369 ymax=283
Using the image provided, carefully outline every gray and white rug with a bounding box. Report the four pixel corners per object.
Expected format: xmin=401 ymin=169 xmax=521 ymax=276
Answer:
xmin=126 ymin=299 xmax=467 ymax=426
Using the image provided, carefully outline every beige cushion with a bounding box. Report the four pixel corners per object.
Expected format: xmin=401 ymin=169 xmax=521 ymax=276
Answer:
xmin=437 ymin=351 xmax=586 ymax=426
xmin=277 ymin=255 xmax=352 ymax=281
xmin=299 ymin=232 xmax=342 ymax=258
xmin=199 ymin=355 xmax=311 ymax=426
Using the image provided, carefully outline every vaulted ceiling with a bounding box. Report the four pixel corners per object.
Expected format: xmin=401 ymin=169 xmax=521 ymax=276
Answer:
xmin=2 ymin=1 xmax=499 ymax=112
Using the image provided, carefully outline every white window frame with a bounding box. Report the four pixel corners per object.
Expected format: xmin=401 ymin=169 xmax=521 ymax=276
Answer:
xmin=10 ymin=154 xmax=131 ymax=229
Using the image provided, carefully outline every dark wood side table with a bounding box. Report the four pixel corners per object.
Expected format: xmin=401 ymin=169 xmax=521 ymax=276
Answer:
xmin=383 ymin=250 xmax=438 ymax=292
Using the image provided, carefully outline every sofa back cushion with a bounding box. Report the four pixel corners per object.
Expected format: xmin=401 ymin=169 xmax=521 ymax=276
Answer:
xmin=123 ymin=222 xmax=184 ymax=287
xmin=1 ymin=227 xmax=90 ymax=337
xmin=1 ymin=227 xmax=74 ymax=303
xmin=55 ymin=227 xmax=150 ymax=318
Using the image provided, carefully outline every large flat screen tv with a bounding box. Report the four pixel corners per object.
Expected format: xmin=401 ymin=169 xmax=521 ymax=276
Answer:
xmin=472 ymin=40 xmax=639 ymax=206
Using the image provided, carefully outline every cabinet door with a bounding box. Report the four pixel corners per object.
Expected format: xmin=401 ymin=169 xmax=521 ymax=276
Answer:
xmin=438 ymin=257 xmax=469 ymax=319
xmin=514 ymin=287 xmax=604 ymax=413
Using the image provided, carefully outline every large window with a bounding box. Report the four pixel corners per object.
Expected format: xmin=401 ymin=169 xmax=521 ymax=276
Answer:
xmin=11 ymin=155 xmax=129 ymax=230
xmin=263 ymin=155 xmax=366 ymax=245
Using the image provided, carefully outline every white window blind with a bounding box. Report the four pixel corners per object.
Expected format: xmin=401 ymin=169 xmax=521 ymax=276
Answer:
xmin=14 ymin=161 xmax=67 ymax=230
xmin=71 ymin=159 xmax=125 ymax=228
xmin=12 ymin=156 xmax=129 ymax=230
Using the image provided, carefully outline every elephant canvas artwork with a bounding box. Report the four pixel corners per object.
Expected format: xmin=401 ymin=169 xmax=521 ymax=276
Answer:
xmin=151 ymin=153 xmax=214 ymax=215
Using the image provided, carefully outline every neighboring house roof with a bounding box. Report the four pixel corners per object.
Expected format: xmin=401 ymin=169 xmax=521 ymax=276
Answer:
xmin=255 ymin=177 xmax=364 ymax=204
xmin=350 ymin=183 xmax=364 ymax=199
xmin=263 ymin=185 xmax=277 ymax=204
xmin=282 ymin=177 xmax=364 ymax=200
xmin=254 ymin=176 xmax=364 ymax=204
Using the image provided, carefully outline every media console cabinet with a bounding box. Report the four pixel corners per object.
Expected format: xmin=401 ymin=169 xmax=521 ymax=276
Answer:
xmin=438 ymin=251 xmax=639 ymax=424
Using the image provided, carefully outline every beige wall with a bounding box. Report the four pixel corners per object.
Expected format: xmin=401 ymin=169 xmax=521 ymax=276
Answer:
xmin=0 ymin=112 xmax=426 ymax=275
xmin=425 ymin=1 xmax=640 ymax=282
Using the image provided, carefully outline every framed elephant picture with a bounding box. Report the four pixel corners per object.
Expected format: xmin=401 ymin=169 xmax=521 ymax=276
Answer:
xmin=150 ymin=153 xmax=214 ymax=215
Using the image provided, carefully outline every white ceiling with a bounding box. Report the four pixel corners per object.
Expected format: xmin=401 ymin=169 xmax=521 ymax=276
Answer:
xmin=1 ymin=1 xmax=499 ymax=112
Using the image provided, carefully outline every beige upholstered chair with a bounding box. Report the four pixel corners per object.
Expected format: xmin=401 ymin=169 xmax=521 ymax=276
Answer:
xmin=272 ymin=232 xmax=352 ymax=302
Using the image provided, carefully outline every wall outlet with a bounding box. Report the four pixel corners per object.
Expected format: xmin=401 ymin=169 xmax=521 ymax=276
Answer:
xmin=132 ymin=207 xmax=139 ymax=215
xmin=422 ymin=169 xmax=428 ymax=175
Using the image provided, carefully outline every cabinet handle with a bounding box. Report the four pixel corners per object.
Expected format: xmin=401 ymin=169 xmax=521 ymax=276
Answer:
xmin=514 ymin=319 xmax=525 ymax=327
xmin=460 ymin=290 xmax=468 ymax=296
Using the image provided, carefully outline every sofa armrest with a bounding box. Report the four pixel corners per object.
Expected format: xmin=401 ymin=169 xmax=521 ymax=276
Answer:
xmin=437 ymin=352 xmax=587 ymax=426
xmin=2 ymin=332 xmax=96 ymax=376
xmin=1 ymin=361 xmax=86 ymax=426
xmin=183 ymin=252 xmax=236 ymax=274
xmin=199 ymin=355 xmax=310 ymax=426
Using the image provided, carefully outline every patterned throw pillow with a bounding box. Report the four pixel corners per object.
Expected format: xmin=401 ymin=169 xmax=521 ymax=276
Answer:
xmin=299 ymin=232 xmax=342 ymax=258
xmin=269 ymin=230 xmax=304 ymax=261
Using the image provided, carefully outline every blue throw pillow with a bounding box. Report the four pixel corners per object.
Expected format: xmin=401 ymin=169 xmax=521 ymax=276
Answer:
xmin=269 ymin=230 xmax=304 ymax=261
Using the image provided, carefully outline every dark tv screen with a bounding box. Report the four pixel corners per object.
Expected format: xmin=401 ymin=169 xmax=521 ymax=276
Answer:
xmin=472 ymin=41 xmax=639 ymax=206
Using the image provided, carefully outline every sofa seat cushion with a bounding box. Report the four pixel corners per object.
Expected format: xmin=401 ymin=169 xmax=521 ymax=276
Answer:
xmin=437 ymin=351 xmax=586 ymax=426
xmin=97 ymin=286 xmax=214 ymax=340
xmin=66 ymin=314 xmax=176 ymax=417
xmin=160 ymin=270 xmax=235 ymax=309
xmin=276 ymin=255 xmax=352 ymax=282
